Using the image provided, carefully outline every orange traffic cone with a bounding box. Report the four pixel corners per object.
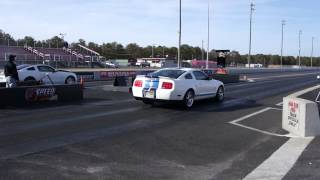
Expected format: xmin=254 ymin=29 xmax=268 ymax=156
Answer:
xmin=80 ymin=77 xmax=84 ymax=89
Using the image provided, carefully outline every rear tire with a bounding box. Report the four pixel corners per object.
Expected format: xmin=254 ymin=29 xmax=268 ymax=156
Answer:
xmin=65 ymin=76 xmax=76 ymax=84
xmin=215 ymin=86 xmax=224 ymax=102
xmin=183 ymin=90 xmax=195 ymax=108
xmin=24 ymin=77 xmax=36 ymax=81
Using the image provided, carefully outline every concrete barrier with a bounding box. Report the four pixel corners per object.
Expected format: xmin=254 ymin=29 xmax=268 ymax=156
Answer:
xmin=0 ymin=84 xmax=83 ymax=107
xmin=113 ymin=76 xmax=127 ymax=87
xmin=282 ymin=85 xmax=320 ymax=137
xmin=228 ymin=67 xmax=320 ymax=75
xmin=72 ymin=68 xmax=318 ymax=83
xmin=212 ymin=74 xmax=240 ymax=84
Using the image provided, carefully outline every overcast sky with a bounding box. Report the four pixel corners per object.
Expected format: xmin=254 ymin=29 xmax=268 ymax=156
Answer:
xmin=0 ymin=0 xmax=319 ymax=56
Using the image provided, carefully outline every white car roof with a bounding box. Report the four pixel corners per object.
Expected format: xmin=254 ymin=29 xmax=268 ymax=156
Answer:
xmin=159 ymin=68 xmax=203 ymax=72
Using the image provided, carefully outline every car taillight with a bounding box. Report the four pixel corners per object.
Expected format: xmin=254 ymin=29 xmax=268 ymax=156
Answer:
xmin=162 ymin=82 xmax=173 ymax=89
xmin=134 ymin=80 xmax=143 ymax=87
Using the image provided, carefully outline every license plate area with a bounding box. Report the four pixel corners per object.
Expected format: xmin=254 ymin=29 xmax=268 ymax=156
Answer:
xmin=143 ymin=89 xmax=156 ymax=99
xmin=0 ymin=76 xmax=5 ymax=81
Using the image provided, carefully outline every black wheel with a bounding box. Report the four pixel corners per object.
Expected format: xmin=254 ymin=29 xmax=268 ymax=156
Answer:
xmin=24 ymin=77 xmax=36 ymax=81
xmin=65 ymin=76 xmax=76 ymax=84
xmin=215 ymin=86 xmax=224 ymax=102
xmin=183 ymin=90 xmax=195 ymax=108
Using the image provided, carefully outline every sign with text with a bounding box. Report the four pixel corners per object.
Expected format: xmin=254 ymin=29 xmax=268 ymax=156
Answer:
xmin=25 ymin=87 xmax=57 ymax=102
xmin=287 ymin=100 xmax=300 ymax=129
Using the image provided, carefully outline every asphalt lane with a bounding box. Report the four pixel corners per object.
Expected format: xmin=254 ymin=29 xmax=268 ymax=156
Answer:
xmin=0 ymin=71 xmax=319 ymax=179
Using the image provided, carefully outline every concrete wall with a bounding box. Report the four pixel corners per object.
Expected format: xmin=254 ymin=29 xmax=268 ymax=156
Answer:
xmin=282 ymin=85 xmax=320 ymax=137
xmin=227 ymin=67 xmax=320 ymax=75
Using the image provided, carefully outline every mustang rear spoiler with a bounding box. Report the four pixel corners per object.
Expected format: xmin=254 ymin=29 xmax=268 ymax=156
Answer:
xmin=140 ymin=75 xmax=173 ymax=80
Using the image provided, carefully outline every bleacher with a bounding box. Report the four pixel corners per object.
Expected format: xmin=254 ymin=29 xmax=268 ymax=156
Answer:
xmin=0 ymin=45 xmax=39 ymax=67
xmin=0 ymin=45 xmax=105 ymax=68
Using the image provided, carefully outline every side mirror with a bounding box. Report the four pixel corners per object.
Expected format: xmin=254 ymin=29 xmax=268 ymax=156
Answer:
xmin=206 ymin=76 xmax=213 ymax=80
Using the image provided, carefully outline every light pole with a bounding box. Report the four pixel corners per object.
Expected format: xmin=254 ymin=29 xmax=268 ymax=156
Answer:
xmin=311 ymin=37 xmax=314 ymax=67
xmin=59 ymin=33 xmax=66 ymax=40
xmin=202 ymin=40 xmax=204 ymax=60
xmin=280 ymin=20 xmax=286 ymax=68
xmin=298 ymin=30 xmax=302 ymax=67
xmin=59 ymin=33 xmax=66 ymax=48
xmin=248 ymin=2 xmax=255 ymax=69
xmin=178 ymin=0 xmax=182 ymax=68
xmin=152 ymin=44 xmax=154 ymax=58
xmin=151 ymin=44 xmax=162 ymax=58
xmin=162 ymin=46 xmax=165 ymax=58
xmin=206 ymin=0 xmax=210 ymax=69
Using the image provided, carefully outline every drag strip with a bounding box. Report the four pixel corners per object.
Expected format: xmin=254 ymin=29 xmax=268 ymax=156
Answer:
xmin=0 ymin=71 xmax=319 ymax=179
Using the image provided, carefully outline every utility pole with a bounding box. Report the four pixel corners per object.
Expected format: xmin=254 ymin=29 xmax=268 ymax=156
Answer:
xmin=206 ymin=0 xmax=210 ymax=69
xmin=298 ymin=30 xmax=302 ymax=67
xmin=59 ymin=33 xmax=66 ymax=48
xmin=178 ymin=0 xmax=182 ymax=68
xmin=162 ymin=46 xmax=165 ymax=58
xmin=202 ymin=40 xmax=204 ymax=60
xmin=311 ymin=37 xmax=314 ymax=67
xmin=280 ymin=20 xmax=286 ymax=68
xmin=59 ymin=33 xmax=66 ymax=40
xmin=248 ymin=2 xmax=255 ymax=69
xmin=152 ymin=44 xmax=154 ymax=58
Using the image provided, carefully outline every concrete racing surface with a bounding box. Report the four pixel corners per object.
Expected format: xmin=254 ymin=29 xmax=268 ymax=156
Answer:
xmin=1 ymin=71 xmax=320 ymax=180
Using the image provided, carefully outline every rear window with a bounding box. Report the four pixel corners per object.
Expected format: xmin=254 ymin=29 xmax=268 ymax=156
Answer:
xmin=27 ymin=67 xmax=35 ymax=71
xmin=149 ymin=70 xmax=186 ymax=79
xmin=17 ymin=65 xmax=30 ymax=70
xmin=185 ymin=73 xmax=193 ymax=79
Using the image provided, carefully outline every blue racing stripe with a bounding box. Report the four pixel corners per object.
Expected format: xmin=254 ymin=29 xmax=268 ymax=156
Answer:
xmin=142 ymin=78 xmax=160 ymax=98
xmin=144 ymin=79 xmax=160 ymax=90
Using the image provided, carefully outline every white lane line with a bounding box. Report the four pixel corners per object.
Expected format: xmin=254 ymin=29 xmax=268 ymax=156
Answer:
xmin=244 ymin=137 xmax=314 ymax=180
xmin=229 ymin=107 xmax=295 ymax=138
xmin=271 ymin=107 xmax=282 ymax=111
xmin=230 ymin=107 xmax=272 ymax=124
xmin=247 ymin=79 xmax=255 ymax=83
xmin=276 ymin=102 xmax=283 ymax=106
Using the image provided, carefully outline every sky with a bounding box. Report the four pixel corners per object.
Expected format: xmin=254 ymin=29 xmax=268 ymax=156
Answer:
xmin=0 ymin=0 xmax=320 ymax=56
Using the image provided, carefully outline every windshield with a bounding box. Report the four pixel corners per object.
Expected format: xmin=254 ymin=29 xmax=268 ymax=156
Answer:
xmin=149 ymin=69 xmax=186 ymax=79
xmin=17 ymin=64 xmax=30 ymax=70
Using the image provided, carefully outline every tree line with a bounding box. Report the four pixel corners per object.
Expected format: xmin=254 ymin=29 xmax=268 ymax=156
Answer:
xmin=0 ymin=29 xmax=319 ymax=66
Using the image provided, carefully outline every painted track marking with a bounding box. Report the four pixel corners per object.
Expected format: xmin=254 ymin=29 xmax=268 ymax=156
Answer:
xmin=244 ymin=137 xmax=314 ymax=180
xmin=229 ymin=107 xmax=295 ymax=138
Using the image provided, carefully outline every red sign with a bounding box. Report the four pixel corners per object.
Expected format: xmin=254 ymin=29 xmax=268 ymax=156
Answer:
xmin=288 ymin=100 xmax=300 ymax=129
xmin=289 ymin=101 xmax=299 ymax=113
